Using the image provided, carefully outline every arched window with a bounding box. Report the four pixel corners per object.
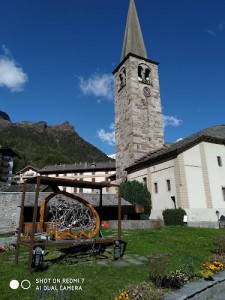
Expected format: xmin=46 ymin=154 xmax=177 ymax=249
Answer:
xmin=145 ymin=68 xmax=150 ymax=84
xmin=138 ymin=64 xmax=151 ymax=84
xmin=138 ymin=65 xmax=144 ymax=81
xmin=119 ymin=67 xmax=126 ymax=88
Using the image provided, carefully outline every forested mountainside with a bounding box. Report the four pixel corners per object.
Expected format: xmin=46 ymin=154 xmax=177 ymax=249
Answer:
xmin=0 ymin=111 xmax=110 ymax=172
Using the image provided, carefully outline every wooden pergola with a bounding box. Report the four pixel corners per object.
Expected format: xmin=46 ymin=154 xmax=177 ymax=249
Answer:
xmin=15 ymin=176 xmax=122 ymax=272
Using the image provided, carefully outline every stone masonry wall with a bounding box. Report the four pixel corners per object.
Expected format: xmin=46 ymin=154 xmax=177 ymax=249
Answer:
xmin=0 ymin=192 xmax=21 ymax=230
xmin=114 ymin=55 xmax=164 ymax=182
xmin=0 ymin=192 xmax=50 ymax=231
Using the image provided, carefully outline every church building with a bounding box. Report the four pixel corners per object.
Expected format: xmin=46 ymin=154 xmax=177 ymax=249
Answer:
xmin=113 ymin=0 xmax=225 ymax=227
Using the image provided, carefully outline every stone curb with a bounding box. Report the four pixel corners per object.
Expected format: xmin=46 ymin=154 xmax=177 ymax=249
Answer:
xmin=163 ymin=270 xmax=225 ymax=300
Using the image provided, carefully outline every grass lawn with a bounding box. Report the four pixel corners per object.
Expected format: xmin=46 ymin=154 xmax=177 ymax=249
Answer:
xmin=0 ymin=226 xmax=224 ymax=300
xmin=0 ymin=232 xmax=14 ymax=238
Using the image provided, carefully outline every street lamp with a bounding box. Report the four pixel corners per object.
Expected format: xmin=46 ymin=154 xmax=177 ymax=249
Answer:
xmin=215 ymin=210 xmax=220 ymax=228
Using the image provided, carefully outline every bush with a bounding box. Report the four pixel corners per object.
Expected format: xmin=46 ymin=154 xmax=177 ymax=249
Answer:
xmin=140 ymin=214 xmax=149 ymax=220
xmin=213 ymin=235 xmax=225 ymax=254
xmin=121 ymin=181 xmax=151 ymax=212
xmin=148 ymin=253 xmax=172 ymax=287
xmin=162 ymin=208 xmax=186 ymax=226
xmin=180 ymin=261 xmax=197 ymax=280
xmin=161 ymin=270 xmax=189 ymax=289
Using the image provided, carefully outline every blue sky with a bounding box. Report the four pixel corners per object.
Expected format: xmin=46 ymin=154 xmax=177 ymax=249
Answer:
xmin=0 ymin=0 xmax=225 ymax=156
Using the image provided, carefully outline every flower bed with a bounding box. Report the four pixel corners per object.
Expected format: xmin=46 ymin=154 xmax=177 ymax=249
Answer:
xmin=198 ymin=261 xmax=224 ymax=278
xmin=114 ymin=282 xmax=164 ymax=300
xmin=113 ymin=254 xmax=225 ymax=299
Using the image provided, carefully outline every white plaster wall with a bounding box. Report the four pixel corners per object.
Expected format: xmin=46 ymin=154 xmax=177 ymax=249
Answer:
xmin=127 ymin=168 xmax=148 ymax=183
xmin=183 ymin=145 xmax=207 ymax=208
xmin=204 ymin=142 xmax=225 ymax=208
xmin=185 ymin=208 xmax=220 ymax=227
xmin=183 ymin=144 xmax=202 ymax=166
xmin=150 ymin=160 xmax=176 ymax=211
xmin=24 ymin=168 xmax=39 ymax=176
xmin=185 ymin=166 xmax=206 ymax=208
xmin=84 ymin=172 xmax=92 ymax=176
xmin=49 ymin=174 xmax=56 ymax=178
xmin=95 ymin=172 xmax=107 ymax=176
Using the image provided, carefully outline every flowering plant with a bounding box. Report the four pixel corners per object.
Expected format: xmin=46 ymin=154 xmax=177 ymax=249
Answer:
xmin=114 ymin=282 xmax=164 ymax=300
xmin=161 ymin=270 xmax=189 ymax=289
xmin=114 ymin=290 xmax=129 ymax=300
xmin=0 ymin=246 xmax=10 ymax=252
xmin=209 ymin=254 xmax=225 ymax=266
xmin=201 ymin=261 xmax=223 ymax=273
xmin=208 ymin=261 xmax=224 ymax=272
xmin=198 ymin=261 xmax=224 ymax=278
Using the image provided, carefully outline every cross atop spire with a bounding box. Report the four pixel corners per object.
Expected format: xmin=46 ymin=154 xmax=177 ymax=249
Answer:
xmin=121 ymin=0 xmax=147 ymax=61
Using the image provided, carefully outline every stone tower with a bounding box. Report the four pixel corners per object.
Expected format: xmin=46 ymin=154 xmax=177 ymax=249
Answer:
xmin=113 ymin=0 xmax=164 ymax=182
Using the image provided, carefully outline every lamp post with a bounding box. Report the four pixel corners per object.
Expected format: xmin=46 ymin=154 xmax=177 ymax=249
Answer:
xmin=215 ymin=210 xmax=220 ymax=228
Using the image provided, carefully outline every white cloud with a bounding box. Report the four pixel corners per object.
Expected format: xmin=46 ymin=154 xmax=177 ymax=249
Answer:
xmin=163 ymin=115 xmax=182 ymax=127
xmin=218 ymin=22 xmax=225 ymax=32
xmin=207 ymin=29 xmax=216 ymax=36
xmin=79 ymin=73 xmax=114 ymax=101
xmin=97 ymin=123 xmax=115 ymax=146
xmin=0 ymin=45 xmax=28 ymax=92
xmin=207 ymin=21 xmax=225 ymax=36
xmin=98 ymin=116 xmax=182 ymax=146
xmin=2 ymin=44 xmax=11 ymax=56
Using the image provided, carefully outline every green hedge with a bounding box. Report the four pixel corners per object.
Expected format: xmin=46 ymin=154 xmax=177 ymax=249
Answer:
xmin=162 ymin=208 xmax=186 ymax=226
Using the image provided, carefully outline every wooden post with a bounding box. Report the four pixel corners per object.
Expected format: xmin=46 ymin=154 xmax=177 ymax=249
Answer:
xmin=15 ymin=181 xmax=27 ymax=264
xmin=118 ymin=186 xmax=122 ymax=240
xmin=28 ymin=176 xmax=40 ymax=272
xmin=99 ymin=188 xmax=103 ymax=237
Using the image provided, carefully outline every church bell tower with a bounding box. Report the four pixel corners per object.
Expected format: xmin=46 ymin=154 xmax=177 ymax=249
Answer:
xmin=113 ymin=0 xmax=164 ymax=182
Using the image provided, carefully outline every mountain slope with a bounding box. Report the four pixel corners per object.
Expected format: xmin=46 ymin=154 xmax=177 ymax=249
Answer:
xmin=0 ymin=115 xmax=110 ymax=172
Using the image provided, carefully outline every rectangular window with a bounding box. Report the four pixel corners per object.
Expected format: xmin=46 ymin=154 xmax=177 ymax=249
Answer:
xmin=166 ymin=179 xmax=171 ymax=191
xmin=143 ymin=177 xmax=147 ymax=185
xmin=217 ymin=156 xmax=222 ymax=167
xmin=154 ymin=182 xmax=158 ymax=193
xmin=222 ymin=188 xmax=225 ymax=201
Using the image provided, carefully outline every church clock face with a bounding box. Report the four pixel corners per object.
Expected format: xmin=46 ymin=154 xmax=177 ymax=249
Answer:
xmin=143 ymin=86 xmax=151 ymax=97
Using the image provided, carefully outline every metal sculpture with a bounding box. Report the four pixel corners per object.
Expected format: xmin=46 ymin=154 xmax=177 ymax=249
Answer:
xmin=39 ymin=191 xmax=100 ymax=239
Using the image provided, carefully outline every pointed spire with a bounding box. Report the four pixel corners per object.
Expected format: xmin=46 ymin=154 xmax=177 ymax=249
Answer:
xmin=121 ymin=0 xmax=147 ymax=61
